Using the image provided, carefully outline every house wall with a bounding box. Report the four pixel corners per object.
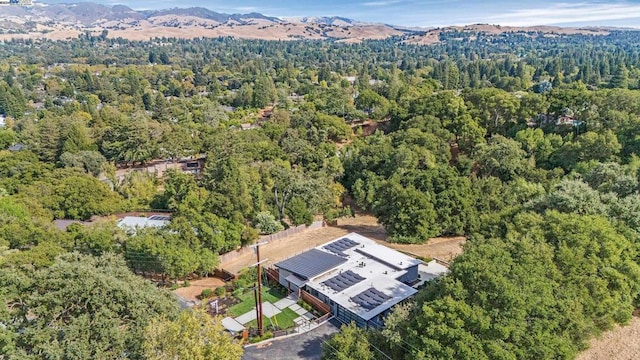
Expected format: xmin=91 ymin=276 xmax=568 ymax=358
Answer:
xmin=336 ymin=304 xmax=367 ymax=328
xmin=278 ymin=269 xmax=292 ymax=288
xmin=307 ymin=287 xmax=377 ymax=328
xmin=398 ymin=264 xmax=419 ymax=284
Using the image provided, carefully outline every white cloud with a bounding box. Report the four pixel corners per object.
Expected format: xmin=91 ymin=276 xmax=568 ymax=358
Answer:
xmin=486 ymin=1 xmax=640 ymax=26
xmin=230 ymin=6 xmax=259 ymax=12
xmin=362 ymin=0 xmax=401 ymax=6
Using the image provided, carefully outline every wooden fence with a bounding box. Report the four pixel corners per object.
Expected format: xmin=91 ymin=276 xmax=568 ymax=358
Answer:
xmin=314 ymin=313 xmax=332 ymax=324
xmin=218 ymin=220 xmax=325 ymax=266
xmin=300 ymin=290 xmax=331 ymax=315
xmin=213 ymin=268 xmax=236 ymax=282
xmin=265 ymin=267 xmax=279 ymax=284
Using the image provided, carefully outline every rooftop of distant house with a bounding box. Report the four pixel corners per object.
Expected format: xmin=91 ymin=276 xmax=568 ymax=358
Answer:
xmin=117 ymin=215 xmax=171 ymax=232
xmin=7 ymin=143 xmax=26 ymax=152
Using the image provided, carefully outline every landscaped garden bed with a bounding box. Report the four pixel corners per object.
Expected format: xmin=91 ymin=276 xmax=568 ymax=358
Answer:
xmin=245 ymin=307 xmax=299 ymax=330
xmin=227 ymin=287 xmax=287 ymax=317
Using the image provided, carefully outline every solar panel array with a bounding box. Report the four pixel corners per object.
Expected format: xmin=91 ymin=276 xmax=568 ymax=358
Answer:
xmin=276 ymin=248 xmax=347 ymax=279
xmin=148 ymin=215 xmax=171 ymax=221
xmin=350 ymin=288 xmax=391 ymax=310
xmin=323 ymin=238 xmax=359 ymax=256
xmin=321 ymin=270 xmax=366 ymax=292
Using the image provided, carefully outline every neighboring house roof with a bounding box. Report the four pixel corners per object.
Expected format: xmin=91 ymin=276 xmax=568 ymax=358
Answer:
xmin=275 ymin=248 xmax=347 ymax=280
xmin=7 ymin=144 xmax=26 ymax=151
xmin=117 ymin=216 xmax=170 ymax=232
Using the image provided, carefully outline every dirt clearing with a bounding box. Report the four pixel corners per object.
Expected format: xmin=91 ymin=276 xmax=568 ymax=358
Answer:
xmin=387 ymin=236 xmax=466 ymax=260
xmin=577 ymin=313 xmax=640 ymax=360
xmin=173 ymin=277 xmax=225 ymax=302
xmin=221 ymin=214 xmax=465 ymax=273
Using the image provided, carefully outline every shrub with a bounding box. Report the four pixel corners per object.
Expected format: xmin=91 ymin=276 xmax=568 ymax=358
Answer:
xmin=250 ymin=331 xmax=273 ymax=343
xmin=297 ymin=300 xmax=313 ymax=313
xmin=253 ymin=211 xmax=284 ymax=234
xmin=232 ymin=288 xmax=244 ymax=298
xmin=215 ymin=287 xmax=226 ymax=297
xmin=201 ymin=289 xmax=214 ymax=299
xmin=285 ymin=197 xmax=314 ymax=226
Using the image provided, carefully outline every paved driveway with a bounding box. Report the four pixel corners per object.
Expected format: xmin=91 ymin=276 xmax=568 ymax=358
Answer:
xmin=242 ymin=319 xmax=340 ymax=360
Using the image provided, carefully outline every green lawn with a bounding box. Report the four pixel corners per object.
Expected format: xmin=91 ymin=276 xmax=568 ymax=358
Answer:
xmin=227 ymin=287 xmax=286 ymax=317
xmin=246 ymin=307 xmax=299 ymax=330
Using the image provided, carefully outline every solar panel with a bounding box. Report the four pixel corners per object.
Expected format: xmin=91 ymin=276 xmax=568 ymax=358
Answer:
xmin=149 ymin=215 xmax=171 ymax=221
xmin=276 ymin=249 xmax=347 ymax=280
xmin=321 ymin=270 xmax=366 ymax=292
xmin=350 ymin=288 xmax=391 ymax=310
xmin=323 ymin=238 xmax=359 ymax=257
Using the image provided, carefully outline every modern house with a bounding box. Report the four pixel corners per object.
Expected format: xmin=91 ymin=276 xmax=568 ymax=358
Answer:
xmin=273 ymin=233 xmax=448 ymax=328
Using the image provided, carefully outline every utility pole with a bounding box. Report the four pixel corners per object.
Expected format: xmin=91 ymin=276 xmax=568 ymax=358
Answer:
xmin=253 ymin=287 xmax=260 ymax=332
xmin=249 ymin=241 xmax=268 ymax=336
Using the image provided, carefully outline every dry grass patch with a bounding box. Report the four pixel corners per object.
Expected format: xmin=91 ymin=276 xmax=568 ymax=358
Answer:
xmin=578 ymin=312 xmax=640 ymax=360
xmin=220 ymin=214 xmax=465 ymax=273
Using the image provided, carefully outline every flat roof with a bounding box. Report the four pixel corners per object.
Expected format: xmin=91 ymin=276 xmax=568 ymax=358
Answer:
xmin=413 ymin=261 xmax=449 ymax=288
xmin=117 ymin=216 xmax=170 ymax=230
xmin=285 ymin=273 xmax=308 ymax=288
xmin=275 ymin=248 xmax=347 ymax=280
xmin=305 ymin=233 xmax=424 ymax=321
xmin=326 ymin=274 xmax=417 ymax=321
xmin=277 ymin=233 xmax=447 ymax=322
xmin=355 ymin=243 xmax=421 ymax=270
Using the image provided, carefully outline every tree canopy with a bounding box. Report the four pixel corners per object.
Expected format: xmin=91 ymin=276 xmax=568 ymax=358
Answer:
xmin=2 ymin=27 xmax=640 ymax=360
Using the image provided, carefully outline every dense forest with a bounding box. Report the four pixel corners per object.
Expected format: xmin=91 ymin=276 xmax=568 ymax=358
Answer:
xmin=1 ymin=30 xmax=640 ymax=358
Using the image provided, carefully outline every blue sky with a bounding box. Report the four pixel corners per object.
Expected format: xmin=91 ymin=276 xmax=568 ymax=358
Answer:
xmin=43 ymin=0 xmax=640 ymax=27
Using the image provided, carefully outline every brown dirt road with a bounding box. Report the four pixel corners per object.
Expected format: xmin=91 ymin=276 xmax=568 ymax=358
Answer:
xmin=221 ymin=215 xmax=465 ymax=274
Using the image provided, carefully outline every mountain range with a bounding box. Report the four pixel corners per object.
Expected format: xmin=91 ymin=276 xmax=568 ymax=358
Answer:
xmin=0 ymin=2 xmax=617 ymax=43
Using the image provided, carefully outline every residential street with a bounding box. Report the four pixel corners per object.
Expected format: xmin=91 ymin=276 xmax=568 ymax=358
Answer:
xmin=242 ymin=319 xmax=340 ymax=360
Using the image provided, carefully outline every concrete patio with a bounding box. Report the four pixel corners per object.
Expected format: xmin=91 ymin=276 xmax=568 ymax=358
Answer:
xmin=222 ymin=293 xmax=321 ymax=336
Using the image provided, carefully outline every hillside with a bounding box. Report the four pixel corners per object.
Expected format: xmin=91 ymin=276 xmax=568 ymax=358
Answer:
xmin=0 ymin=3 xmax=623 ymax=43
xmin=0 ymin=3 xmax=406 ymax=42
xmin=404 ymin=24 xmax=611 ymax=45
